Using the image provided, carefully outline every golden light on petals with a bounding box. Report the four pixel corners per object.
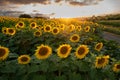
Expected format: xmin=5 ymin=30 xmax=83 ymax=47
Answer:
xmin=57 ymin=44 xmax=72 ymax=58
xmin=34 ymin=30 xmax=42 ymax=37
xmin=113 ymin=64 xmax=120 ymax=72
xmin=0 ymin=46 xmax=10 ymax=60
xmin=84 ymin=26 xmax=90 ymax=32
xmin=95 ymin=55 xmax=109 ymax=68
xmin=18 ymin=55 xmax=31 ymax=64
xmin=75 ymin=45 xmax=89 ymax=59
xmin=35 ymin=44 xmax=52 ymax=59
xmin=95 ymin=42 xmax=103 ymax=51
xmin=70 ymin=34 xmax=80 ymax=42
xmin=52 ymin=27 xmax=60 ymax=35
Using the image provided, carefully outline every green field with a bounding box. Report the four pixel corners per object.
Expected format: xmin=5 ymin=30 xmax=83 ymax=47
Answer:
xmin=97 ymin=20 xmax=120 ymax=27
xmin=97 ymin=20 xmax=120 ymax=35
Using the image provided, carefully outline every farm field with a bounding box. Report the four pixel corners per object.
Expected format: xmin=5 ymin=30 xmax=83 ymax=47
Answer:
xmin=0 ymin=16 xmax=120 ymax=80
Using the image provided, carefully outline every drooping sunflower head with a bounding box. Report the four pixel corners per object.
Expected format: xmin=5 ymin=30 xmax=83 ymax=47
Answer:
xmin=2 ymin=27 xmax=8 ymax=34
xmin=57 ymin=44 xmax=72 ymax=58
xmin=84 ymin=26 xmax=90 ymax=32
xmin=52 ymin=27 xmax=60 ymax=35
xmin=35 ymin=44 xmax=52 ymax=59
xmin=17 ymin=21 xmax=25 ymax=28
xmin=7 ymin=28 xmax=16 ymax=36
xmin=95 ymin=42 xmax=103 ymax=51
xmin=95 ymin=55 xmax=109 ymax=68
xmin=44 ymin=25 xmax=52 ymax=32
xmin=18 ymin=55 xmax=31 ymax=64
xmin=30 ymin=22 xmax=37 ymax=29
xmin=0 ymin=46 xmax=10 ymax=61
xmin=75 ymin=45 xmax=89 ymax=59
xmin=70 ymin=34 xmax=80 ymax=43
xmin=113 ymin=64 xmax=120 ymax=72
xmin=34 ymin=30 xmax=42 ymax=37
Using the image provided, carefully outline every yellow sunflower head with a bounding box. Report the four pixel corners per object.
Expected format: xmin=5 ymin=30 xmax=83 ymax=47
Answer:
xmin=18 ymin=55 xmax=31 ymax=64
xmin=44 ymin=25 xmax=52 ymax=32
xmin=113 ymin=64 xmax=120 ymax=72
xmin=30 ymin=22 xmax=37 ymax=29
xmin=7 ymin=28 xmax=16 ymax=36
xmin=95 ymin=55 xmax=109 ymax=68
xmin=70 ymin=34 xmax=80 ymax=43
xmin=57 ymin=44 xmax=72 ymax=58
xmin=52 ymin=27 xmax=60 ymax=35
xmin=34 ymin=30 xmax=42 ymax=37
xmin=2 ymin=27 xmax=8 ymax=34
xmin=17 ymin=21 xmax=25 ymax=28
xmin=75 ymin=45 xmax=89 ymax=59
xmin=0 ymin=46 xmax=10 ymax=61
xmin=76 ymin=26 xmax=82 ymax=31
xmin=68 ymin=24 xmax=75 ymax=32
xmin=59 ymin=24 xmax=65 ymax=31
xmin=95 ymin=42 xmax=103 ymax=51
xmin=35 ymin=44 xmax=52 ymax=59
xmin=84 ymin=26 xmax=90 ymax=32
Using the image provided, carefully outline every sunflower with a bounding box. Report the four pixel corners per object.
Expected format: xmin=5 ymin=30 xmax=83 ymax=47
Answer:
xmin=95 ymin=55 xmax=109 ymax=68
xmin=7 ymin=28 xmax=16 ymax=35
xmin=70 ymin=34 xmax=80 ymax=42
xmin=113 ymin=64 xmax=120 ymax=72
xmin=34 ymin=30 xmax=42 ymax=37
xmin=75 ymin=45 xmax=89 ymax=59
xmin=2 ymin=27 xmax=8 ymax=34
xmin=68 ymin=24 xmax=75 ymax=32
xmin=95 ymin=42 xmax=103 ymax=51
xmin=59 ymin=24 xmax=65 ymax=31
xmin=18 ymin=55 xmax=31 ymax=64
xmin=84 ymin=26 xmax=90 ymax=32
xmin=76 ymin=26 xmax=82 ymax=31
xmin=17 ymin=21 xmax=25 ymax=28
xmin=57 ymin=44 xmax=72 ymax=58
xmin=35 ymin=44 xmax=52 ymax=59
xmin=52 ymin=27 xmax=60 ymax=35
xmin=44 ymin=25 xmax=52 ymax=32
xmin=30 ymin=22 xmax=37 ymax=29
xmin=0 ymin=46 xmax=10 ymax=60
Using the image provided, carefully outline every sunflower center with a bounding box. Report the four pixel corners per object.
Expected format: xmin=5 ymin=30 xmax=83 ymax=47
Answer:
xmin=31 ymin=23 xmax=35 ymax=27
xmin=96 ymin=44 xmax=101 ymax=49
xmin=116 ymin=65 xmax=120 ymax=69
xmin=3 ymin=29 xmax=6 ymax=33
xmin=78 ymin=47 xmax=85 ymax=55
xmin=38 ymin=47 xmax=48 ymax=56
xmin=19 ymin=23 xmax=23 ymax=26
xmin=46 ymin=27 xmax=50 ymax=31
xmin=21 ymin=57 xmax=28 ymax=62
xmin=0 ymin=48 xmax=6 ymax=57
xmin=53 ymin=29 xmax=58 ymax=33
xmin=98 ymin=58 xmax=105 ymax=64
xmin=60 ymin=46 xmax=68 ymax=54
xmin=72 ymin=36 xmax=78 ymax=40
xmin=8 ymin=29 xmax=14 ymax=33
xmin=86 ymin=27 xmax=88 ymax=30
xmin=35 ymin=32 xmax=40 ymax=35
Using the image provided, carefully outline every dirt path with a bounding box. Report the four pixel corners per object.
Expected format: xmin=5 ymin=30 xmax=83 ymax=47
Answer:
xmin=103 ymin=31 xmax=120 ymax=44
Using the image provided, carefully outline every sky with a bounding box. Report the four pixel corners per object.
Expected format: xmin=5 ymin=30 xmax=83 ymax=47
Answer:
xmin=0 ymin=0 xmax=120 ymax=18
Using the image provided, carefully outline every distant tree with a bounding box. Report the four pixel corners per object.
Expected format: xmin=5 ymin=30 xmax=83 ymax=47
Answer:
xmin=19 ymin=14 xmax=31 ymax=18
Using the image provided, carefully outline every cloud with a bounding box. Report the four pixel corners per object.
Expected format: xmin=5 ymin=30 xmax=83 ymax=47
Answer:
xmin=67 ymin=0 xmax=104 ymax=6
xmin=0 ymin=10 xmax=24 ymax=17
xmin=0 ymin=0 xmax=51 ymax=5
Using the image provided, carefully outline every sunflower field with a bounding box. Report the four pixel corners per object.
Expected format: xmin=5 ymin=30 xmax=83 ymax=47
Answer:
xmin=0 ymin=16 xmax=120 ymax=80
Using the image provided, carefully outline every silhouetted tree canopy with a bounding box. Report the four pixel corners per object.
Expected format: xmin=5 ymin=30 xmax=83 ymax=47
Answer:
xmin=19 ymin=14 xmax=31 ymax=18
